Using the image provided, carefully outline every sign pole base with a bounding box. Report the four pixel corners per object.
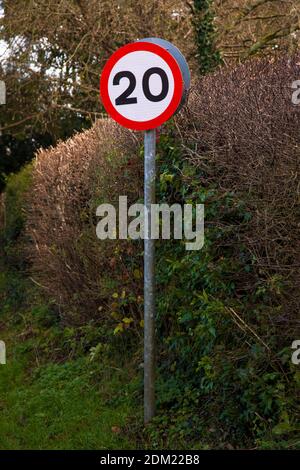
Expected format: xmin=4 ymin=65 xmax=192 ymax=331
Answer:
xmin=144 ymin=129 xmax=156 ymax=424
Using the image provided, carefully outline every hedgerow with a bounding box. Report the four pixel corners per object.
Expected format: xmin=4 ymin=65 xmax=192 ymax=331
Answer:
xmin=22 ymin=54 xmax=300 ymax=448
xmin=26 ymin=120 xmax=143 ymax=326
xmin=147 ymin=134 xmax=299 ymax=449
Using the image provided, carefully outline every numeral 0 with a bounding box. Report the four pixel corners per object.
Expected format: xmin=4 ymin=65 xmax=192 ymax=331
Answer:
xmin=113 ymin=67 xmax=169 ymax=106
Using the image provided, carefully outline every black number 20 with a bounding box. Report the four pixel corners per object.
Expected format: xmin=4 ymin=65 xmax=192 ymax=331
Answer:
xmin=113 ymin=67 xmax=169 ymax=106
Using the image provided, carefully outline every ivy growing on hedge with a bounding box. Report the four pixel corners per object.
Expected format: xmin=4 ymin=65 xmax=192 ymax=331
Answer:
xmin=192 ymin=0 xmax=223 ymax=74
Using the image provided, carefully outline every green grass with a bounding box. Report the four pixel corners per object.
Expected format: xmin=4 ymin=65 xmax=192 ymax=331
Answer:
xmin=0 ymin=344 xmax=140 ymax=449
xmin=0 ymin=165 xmax=142 ymax=450
xmin=0 ymin=274 xmax=141 ymax=450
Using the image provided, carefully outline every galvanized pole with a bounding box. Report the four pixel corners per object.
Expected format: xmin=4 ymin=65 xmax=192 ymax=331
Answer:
xmin=144 ymin=129 xmax=156 ymax=424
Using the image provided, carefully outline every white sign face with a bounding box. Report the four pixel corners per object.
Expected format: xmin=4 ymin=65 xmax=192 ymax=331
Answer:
xmin=100 ymin=41 xmax=183 ymax=130
xmin=108 ymin=51 xmax=175 ymax=123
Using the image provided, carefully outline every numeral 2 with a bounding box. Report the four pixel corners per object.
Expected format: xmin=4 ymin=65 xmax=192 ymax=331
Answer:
xmin=113 ymin=71 xmax=137 ymax=106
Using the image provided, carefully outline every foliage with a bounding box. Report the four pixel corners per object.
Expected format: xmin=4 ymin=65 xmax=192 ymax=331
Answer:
xmin=0 ymin=0 xmax=194 ymax=192
xmin=1 ymin=164 xmax=31 ymax=240
xmin=143 ymin=134 xmax=300 ymax=449
xmin=192 ymin=0 xmax=222 ymax=74
xmin=213 ymin=0 xmax=300 ymax=61
xmin=178 ymin=54 xmax=300 ymax=331
xmin=0 ymin=308 xmax=140 ymax=450
xmin=0 ymin=133 xmax=53 ymax=192
xmin=0 ymin=0 xmax=194 ymax=138
xmin=0 ymin=165 xmax=142 ymax=449
xmin=2 ymin=54 xmax=300 ymax=449
xmin=26 ymin=120 xmax=143 ymax=326
xmin=0 ymin=163 xmax=32 ymax=271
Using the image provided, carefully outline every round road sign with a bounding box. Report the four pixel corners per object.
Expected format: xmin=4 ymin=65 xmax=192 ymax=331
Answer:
xmin=100 ymin=40 xmax=187 ymax=131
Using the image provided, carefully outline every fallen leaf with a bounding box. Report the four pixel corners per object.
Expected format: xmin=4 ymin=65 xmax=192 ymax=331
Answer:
xmin=111 ymin=426 xmax=121 ymax=434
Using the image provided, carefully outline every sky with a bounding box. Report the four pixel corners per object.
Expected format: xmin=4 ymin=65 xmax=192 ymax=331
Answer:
xmin=0 ymin=4 xmax=7 ymax=65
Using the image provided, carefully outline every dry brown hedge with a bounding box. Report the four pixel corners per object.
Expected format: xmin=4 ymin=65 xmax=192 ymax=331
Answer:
xmin=26 ymin=119 xmax=143 ymax=325
xmin=26 ymin=54 xmax=300 ymax=328
xmin=178 ymin=54 xmax=300 ymax=329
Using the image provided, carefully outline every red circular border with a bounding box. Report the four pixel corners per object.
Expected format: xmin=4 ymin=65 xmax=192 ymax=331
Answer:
xmin=100 ymin=42 xmax=183 ymax=131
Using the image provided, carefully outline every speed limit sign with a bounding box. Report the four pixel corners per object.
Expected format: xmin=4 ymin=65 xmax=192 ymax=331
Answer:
xmin=99 ymin=39 xmax=190 ymax=425
xmin=100 ymin=39 xmax=190 ymax=130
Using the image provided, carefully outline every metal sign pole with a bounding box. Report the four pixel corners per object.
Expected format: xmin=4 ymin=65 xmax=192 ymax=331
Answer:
xmin=144 ymin=128 xmax=156 ymax=424
xmin=100 ymin=37 xmax=190 ymax=425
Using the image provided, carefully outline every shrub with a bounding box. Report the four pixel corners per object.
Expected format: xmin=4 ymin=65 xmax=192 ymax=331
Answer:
xmin=0 ymin=163 xmax=32 ymax=267
xmin=26 ymin=120 xmax=143 ymax=326
xmin=178 ymin=54 xmax=300 ymax=336
xmin=25 ymin=54 xmax=300 ymax=448
xmin=192 ymin=0 xmax=222 ymax=74
xmin=149 ymin=134 xmax=300 ymax=449
xmin=150 ymin=54 xmax=300 ymax=448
